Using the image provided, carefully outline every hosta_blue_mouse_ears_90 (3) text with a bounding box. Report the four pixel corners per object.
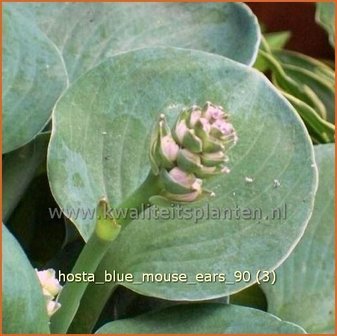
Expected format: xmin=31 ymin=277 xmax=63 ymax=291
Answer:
xmin=149 ymin=102 xmax=238 ymax=204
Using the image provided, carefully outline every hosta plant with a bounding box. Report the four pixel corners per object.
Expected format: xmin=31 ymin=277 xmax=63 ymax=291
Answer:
xmin=2 ymin=2 xmax=335 ymax=334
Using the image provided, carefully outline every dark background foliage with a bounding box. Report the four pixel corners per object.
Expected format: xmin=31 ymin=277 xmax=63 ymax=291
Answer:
xmin=248 ymin=2 xmax=334 ymax=60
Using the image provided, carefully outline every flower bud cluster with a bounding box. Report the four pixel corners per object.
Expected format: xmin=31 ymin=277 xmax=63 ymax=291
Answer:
xmin=150 ymin=102 xmax=237 ymax=202
xmin=36 ymin=268 xmax=62 ymax=317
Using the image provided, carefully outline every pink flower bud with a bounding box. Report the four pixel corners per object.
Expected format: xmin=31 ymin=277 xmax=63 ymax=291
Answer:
xmin=169 ymin=167 xmax=195 ymax=188
xmin=204 ymin=104 xmax=225 ymax=120
xmin=189 ymin=108 xmax=202 ymax=127
xmin=160 ymin=135 xmax=179 ymax=162
xmin=201 ymin=151 xmax=225 ymax=164
xmin=149 ymin=102 xmax=237 ymax=204
xmin=175 ymin=120 xmax=189 ymax=143
xmin=212 ymin=119 xmax=234 ymax=136
xmin=199 ymin=117 xmax=211 ymax=133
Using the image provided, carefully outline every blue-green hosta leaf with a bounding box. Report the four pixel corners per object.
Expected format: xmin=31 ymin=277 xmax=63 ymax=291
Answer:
xmin=21 ymin=2 xmax=259 ymax=83
xmin=48 ymin=47 xmax=316 ymax=305
xmin=316 ymin=2 xmax=335 ymax=48
xmin=2 ymin=225 xmax=50 ymax=333
xmin=95 ymin=304 xmax=306 ymax=334
xmin=3 ymin=4 xmax=67 ymax=153
xmin=262 ymin=144 xmax=335 ymax=334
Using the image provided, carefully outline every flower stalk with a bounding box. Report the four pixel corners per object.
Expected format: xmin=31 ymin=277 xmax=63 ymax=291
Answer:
xmin=50 ymin=199 xmax=120 ymax=333
xmin=51 ymin=102 xmax=237 ymax=333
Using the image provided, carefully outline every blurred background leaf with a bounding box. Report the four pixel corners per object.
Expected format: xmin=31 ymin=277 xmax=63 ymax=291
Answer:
xmin=264 ymin=31 xmax=291 ymax=50
xmin=315 ymin=2 xmax=335 ymax=48
xmin=254 ymin=36 xmax=335 ymax=144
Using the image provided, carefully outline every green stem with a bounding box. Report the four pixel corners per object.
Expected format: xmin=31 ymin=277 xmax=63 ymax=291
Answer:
xmin=68 ymin=276 xmax=118 ymax=333
xmin=114 ymin=171 xmax=162 ymax=225
xmin=51 ymin=171 xmax=162 ymax=333
xmin=50 ymin=233 xmax=113 ymax=333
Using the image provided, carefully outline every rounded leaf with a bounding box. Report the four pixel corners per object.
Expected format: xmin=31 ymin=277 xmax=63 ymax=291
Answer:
xmin=25 ymin=2 xmax=260 ymax=83
xmin=3 ymin=225 xmax=50 ymax=333
xmin=3 ymin=4 xmax=67 ymax=153
xmin=48 ymin=48 xmax=317 ymax=304
xmin=96 ymin=304 xmax=306 ymax=334
xmin=262 ymin=144 xmax=335 ymax=333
